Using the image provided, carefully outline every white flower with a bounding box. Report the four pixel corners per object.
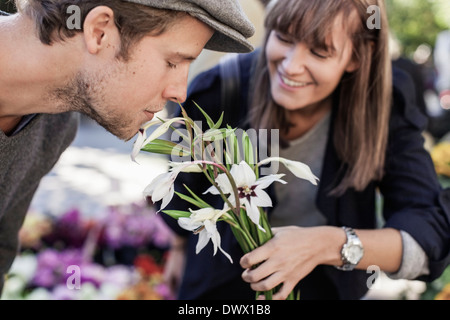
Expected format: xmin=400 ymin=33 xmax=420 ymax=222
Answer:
xmin=178 ymin=207 xmax=233 ymax=263
xmin=258 ymin=157 xmax=319 ymax=185
xmin=168 ymin=161 xmax=203 ymax=173
xmin=145 ymin=117 xmax=185 ymax=144
xmin=144 ymin=161 xmax=203 ymax=211
xmin=131 ymin=118 xmax=185 ymax=162
xmin=144 ymin=171 xmax=178 ymax=211
xmin=131 ymin=128 xmax=148 ymax=163
xmin=204 ymin=161 xmax=286 ymax=232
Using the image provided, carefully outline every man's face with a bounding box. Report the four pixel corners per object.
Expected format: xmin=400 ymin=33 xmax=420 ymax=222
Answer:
xmin=62 ymin=15 xmax=213 ymax=141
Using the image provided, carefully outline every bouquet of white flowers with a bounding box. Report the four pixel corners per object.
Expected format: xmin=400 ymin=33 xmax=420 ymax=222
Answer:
xmin=131 ymin=104 xmax=319 ymax=300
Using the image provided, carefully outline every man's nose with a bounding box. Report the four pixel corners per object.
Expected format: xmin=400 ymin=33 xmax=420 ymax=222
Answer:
xmin=163 ymin=71 xmax=189 ymax=104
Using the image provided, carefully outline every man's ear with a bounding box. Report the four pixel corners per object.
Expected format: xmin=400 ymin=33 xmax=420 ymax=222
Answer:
xmin=83 ymin=6 xmax=119 ymax=55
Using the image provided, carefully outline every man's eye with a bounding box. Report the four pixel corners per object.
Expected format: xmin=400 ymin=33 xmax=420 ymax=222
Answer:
xmin=167 ymin=62 xmax=177 ymax=69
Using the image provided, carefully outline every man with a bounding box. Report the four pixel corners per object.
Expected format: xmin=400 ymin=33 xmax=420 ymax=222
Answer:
xmin=0 ymin=0 xmax=254 ymax=292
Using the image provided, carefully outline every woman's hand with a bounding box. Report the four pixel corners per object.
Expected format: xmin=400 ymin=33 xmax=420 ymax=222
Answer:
xmin=240 ymin=226 xmax=403 ymax=300
xmin=240 ymin=226 xmax=345 ymax=300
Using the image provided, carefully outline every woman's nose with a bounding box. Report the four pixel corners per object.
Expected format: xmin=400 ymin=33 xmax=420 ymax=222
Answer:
xmin=281 ymin=44 xmax=308 ymax=74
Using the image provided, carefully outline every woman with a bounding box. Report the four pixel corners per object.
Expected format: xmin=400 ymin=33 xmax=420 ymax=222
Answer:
xmin=162 ymin=0 xmax=450 ymax=300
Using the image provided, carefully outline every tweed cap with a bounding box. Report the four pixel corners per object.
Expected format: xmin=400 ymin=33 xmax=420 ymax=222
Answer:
xmin=123 ymin=0 xmax=255 ymax=53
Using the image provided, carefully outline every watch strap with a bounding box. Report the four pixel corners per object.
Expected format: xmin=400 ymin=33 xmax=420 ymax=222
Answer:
xmin=336 ymin=227 xmax=363 ymax=271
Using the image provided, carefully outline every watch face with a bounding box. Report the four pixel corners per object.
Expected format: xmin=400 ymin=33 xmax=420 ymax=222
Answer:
xmin=343 ymin=245 xmax=364 ymax=265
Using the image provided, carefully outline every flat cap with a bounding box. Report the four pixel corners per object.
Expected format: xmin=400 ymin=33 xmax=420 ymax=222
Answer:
xmin=123 ymin=0 xmax=255 ymax=53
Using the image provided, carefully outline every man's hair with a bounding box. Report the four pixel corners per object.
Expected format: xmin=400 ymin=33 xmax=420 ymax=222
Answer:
xmin=15 ymin=0 xmax=186 ymax=60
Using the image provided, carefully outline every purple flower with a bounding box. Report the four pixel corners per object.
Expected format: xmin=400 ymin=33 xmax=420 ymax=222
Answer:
xmin=155 ymin=283 xmax=174 ymax=300
xmin=150 ymin=214 xmax=173 ymax=248
xmin=100 ymin=205 xmax=171 ymax=249
xmin=32 ymin=249 xmax=84 ymax=288
xmin=51 ymin=285 xmax=78 ymax=300
xmin=43 ymin=209 xmax=90 ymax=248
xmin=32 ymin=249 xmax=64 ymax=288
xmin=77 ymin=264 xmax=106 ymax=288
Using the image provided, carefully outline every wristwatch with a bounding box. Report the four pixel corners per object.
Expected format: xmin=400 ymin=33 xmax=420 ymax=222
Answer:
xmin=336 ymin=227 xmax=364 ymax=271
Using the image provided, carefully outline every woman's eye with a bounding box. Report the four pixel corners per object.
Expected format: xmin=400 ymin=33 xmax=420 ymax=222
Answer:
xmin=311 ymin=49 xmax=329 ymax=59
xmin=275 ymin=32 xmax=293 ymax=44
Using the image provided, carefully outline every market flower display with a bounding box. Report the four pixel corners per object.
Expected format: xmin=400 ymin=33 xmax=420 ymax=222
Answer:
xmin=2 ymin=204 xmax=173 ymax=300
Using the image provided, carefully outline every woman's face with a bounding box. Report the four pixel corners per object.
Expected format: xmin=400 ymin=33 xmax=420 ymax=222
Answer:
xmin=266 ymin=14 xmax=359 ymax=112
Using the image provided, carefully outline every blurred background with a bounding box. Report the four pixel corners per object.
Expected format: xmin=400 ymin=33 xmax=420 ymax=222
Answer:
xmin=1 ymin=0 xmax=450 ymax=300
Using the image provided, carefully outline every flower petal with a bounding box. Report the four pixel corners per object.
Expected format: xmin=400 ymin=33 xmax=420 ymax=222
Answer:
xmin=169 ymin=161 xmax=203 ymax=173
xmin=213 ymin=231 xmax=233 ymax=264
xmin=243 ymin=199 xmax=265 ymax=232
xmin=203 ymin=185 xmax=220 ymax=195
xmin=251 ymin=188 xmax=273 ymax=208
xmin=143 ymin=173 xmax=168 ymax=199
xmin=254 ymin=174 xmax=286 ymax=189
xmin=143 ymin=171 xmax=178 ymax=211
xmin=189 ymin=208 xmax=217 ymax=222
xmin=218 ymin=244 xmax=233 ymax=264
xmin=146 ymin=173 xmax=174 ymax=201
xmin=204 ymin=220 xmax=233 ymax=263
xmin=215 ymin=173 xmax=233 ymax=194
xmin=131 ymin=121 xmax=168 ymax=162
xmin=160 ymin=186 xmax=175 ymax=211
xmin=203 ymin=173 xmax=232 ymax=195
xmin=204 ymin=220 xmax=218 ymax=255
xmin=144 ymin=117 xmax=185 ymax=145
xmin=195 ymin=229 xmax=211 ymax=254
xmin=131 ymin=129 xmax=147 ymax=163
xmin=178 ymin=217 xmax=202 ymax=232
xmin=259 ymin=157 xmax=319 ymax=185
xmin=284 ymin=160 xmax=320 ymax=185
xmin=231 ymin=161 xmax=256 ymax=187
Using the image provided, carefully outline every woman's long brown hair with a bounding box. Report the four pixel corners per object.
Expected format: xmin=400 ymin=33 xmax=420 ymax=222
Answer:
xmin=250 ymin=0 xmax=392 ymax=195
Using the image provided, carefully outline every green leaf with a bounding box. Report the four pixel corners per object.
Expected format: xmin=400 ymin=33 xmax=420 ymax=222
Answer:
xmin=230 ymin=225 xmax=252 ymax=253
xmin=193 ymin=101 xmax=215 ymax=129
xmin=141 ymin=139 xmax=190 ymax=157
xmin=174 ymin=192 xmax=204 ymax=209
xmin=224 ymin=125 xmax=241 ymax=165
xmin=242 ymin=131 xmax=255 ymax=169
xmin=178 ymin=104 xmax=190 ymax=122
xmin=213 ymin=112 xmax=225 ymax=129
xmin=257 ymin=209 xmax=273 ymax=245
xmin=183 ymin=184 xmax=212 ymax=208
xmin=178 ymin=104 xmax=195 ymax=145
xmin=199 ymin=128 xmax=237 ymax=142
xmin=174 ymin=187 xmax=211 ymax=209
xmin=162 ymin=210 xmax=191 ymax=220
